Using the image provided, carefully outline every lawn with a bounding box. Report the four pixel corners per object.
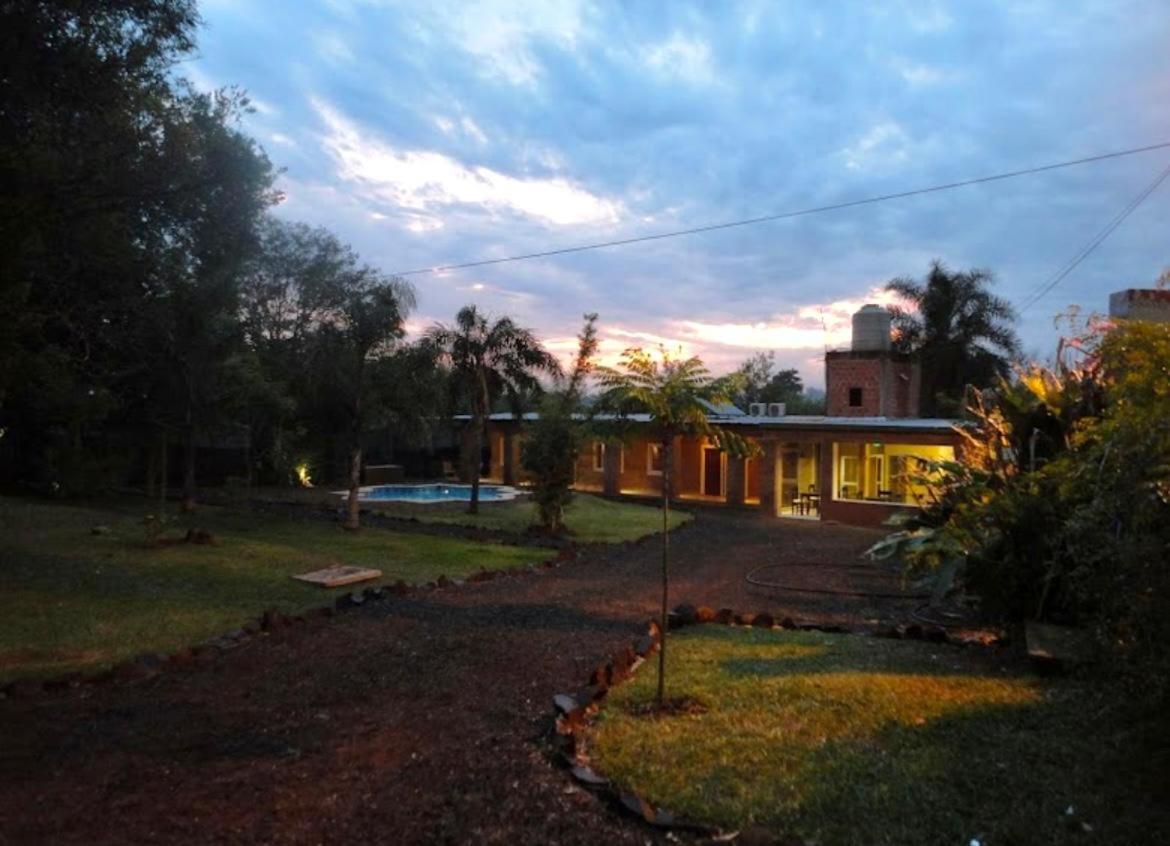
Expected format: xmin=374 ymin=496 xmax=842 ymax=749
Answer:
xmin=0 ymin=495 xmax=549 ymax=683
xmin=591 ymin=626 xmax=1166 ymax=846
xmin=244 ymin=488 xmax=692 ymax=544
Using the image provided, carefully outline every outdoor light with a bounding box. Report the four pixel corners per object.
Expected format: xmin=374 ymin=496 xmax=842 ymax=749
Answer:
xmin=295 ymin=463 xmax=314 ymax=488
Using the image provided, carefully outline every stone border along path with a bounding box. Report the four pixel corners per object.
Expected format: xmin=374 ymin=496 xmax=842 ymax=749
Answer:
xmin=550 ymin=603 xmax=1008 ymax=844
xmin=0 ymin=511 xmax=931 ymax=845
xmin=0 ymin=546 xmax=577 ymax=700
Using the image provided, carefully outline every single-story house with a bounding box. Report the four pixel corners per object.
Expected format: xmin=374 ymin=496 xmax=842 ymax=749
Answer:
xmin=480 ymin=304 xmax=963 ymax=527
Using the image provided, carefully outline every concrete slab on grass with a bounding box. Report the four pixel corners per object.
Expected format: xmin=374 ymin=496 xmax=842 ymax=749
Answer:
xmin=1026 ymin=621 xmax=1093 ymax=669
xmin=293 ymin=565 xmax=382 ymax=588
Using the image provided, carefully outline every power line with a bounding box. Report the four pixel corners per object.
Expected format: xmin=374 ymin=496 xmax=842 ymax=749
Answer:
xmin=1017 ymin=160 xmax=1170 ymax=312
xmin=393 ymin=140 xmax=1170 ymax=277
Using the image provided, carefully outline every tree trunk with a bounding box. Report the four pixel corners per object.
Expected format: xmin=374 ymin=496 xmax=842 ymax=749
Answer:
xmin=158 ymin=431 xmax=168 ymax=513
xmin=145 ymin=432 xmax=157 ymax=501
xmin=657 ymin=438 xmax=671 ymax=710
xmin=344 ymin=444 xmax=362 ymax=531
xmin=180 ymin=423 xmax=196 ymax=513
xmin=468 ymin=418 xmax=482 ymax=515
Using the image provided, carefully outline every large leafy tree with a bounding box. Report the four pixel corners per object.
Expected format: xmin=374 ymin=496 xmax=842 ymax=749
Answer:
xmin=426 ymin=306 xmax=561 ymax=514
xmin=0 ymin=1 xmax=281 ymax=500
xmin=596 ymin=348 xmax=756 ymax=709
xmin=0 ymin=0 xmax=203 ymax=486
xmin=732 ymin=352 xmax=800 ymax=406
xmin=730 ymin=351 xmax=825 ymax=412
xmin=240 ymin=218 xmax=367 ymax=482
xmin=141 ymin=88 xmax=279 ymax=511
xmin=239 ymin=219 xmax=435 ymax=507
xmin=309 ymin=271 xmax=416 ymax=530
xmin=886 ymin=261 xmax=1020 ymax=417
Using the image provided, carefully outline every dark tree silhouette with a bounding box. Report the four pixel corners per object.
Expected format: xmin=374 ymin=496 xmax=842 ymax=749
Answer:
xmin=886 ymin=261 xmax=1020 ymax=417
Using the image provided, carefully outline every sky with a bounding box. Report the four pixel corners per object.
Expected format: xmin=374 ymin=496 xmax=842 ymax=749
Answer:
xmin=188 ymin=0 xmax=1170 ymax=385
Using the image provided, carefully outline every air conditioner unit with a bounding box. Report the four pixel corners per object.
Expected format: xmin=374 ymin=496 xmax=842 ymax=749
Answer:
xmin=768 ymin=402 xmax=786 ymax=417
xmin=748 ymin=402 xmax=766 ymax=417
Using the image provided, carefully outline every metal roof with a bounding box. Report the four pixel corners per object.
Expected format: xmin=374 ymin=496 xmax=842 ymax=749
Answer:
xmin=462 ymin=412 xmax=960 ymax=433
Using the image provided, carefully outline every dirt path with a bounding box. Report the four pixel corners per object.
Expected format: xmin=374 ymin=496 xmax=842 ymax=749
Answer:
xmin=0 ymin=513 xmax=892 ymax=845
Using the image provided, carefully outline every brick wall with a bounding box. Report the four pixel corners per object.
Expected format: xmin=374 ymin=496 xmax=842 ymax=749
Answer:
xmin=885 ymin=358 xmax=920 ymax=418
xmin=825 ymin=351 xmax=920 ymax=418
xmin=825 ymin=353 xmax=883 ymax=416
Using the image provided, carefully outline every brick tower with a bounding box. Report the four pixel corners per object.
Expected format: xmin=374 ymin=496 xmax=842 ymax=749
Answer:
xmin=824 ymin=305 xmax=921 ymax=418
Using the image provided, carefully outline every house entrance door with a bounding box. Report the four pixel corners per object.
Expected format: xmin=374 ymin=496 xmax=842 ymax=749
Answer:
xmin=702 ymin=446 xmax=723 ymax=497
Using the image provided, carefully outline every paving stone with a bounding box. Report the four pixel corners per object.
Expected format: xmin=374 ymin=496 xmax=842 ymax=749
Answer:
xmin=569 ymin=765 xmax=608 ymax=786
xmin=553 ymin=693 xmax=579 ymax=715
xmin=672 ymin=604 xmax=698 ymax=625
xmin=619 ymin=793 xmax=656 ymax=823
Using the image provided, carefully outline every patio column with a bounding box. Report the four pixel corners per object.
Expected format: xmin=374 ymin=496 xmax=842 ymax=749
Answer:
xmin=502 ymin=429 xmax=516 ymax=485
xmin=602 ymin=443 xmax=622 ymax=496
xmin=758 ymin=441 xmax=780 ymax=517
xmin=725 ymin=455 xmax=746 ymax=506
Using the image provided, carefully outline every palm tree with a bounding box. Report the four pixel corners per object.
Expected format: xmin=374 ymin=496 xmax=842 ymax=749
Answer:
xmin=886 ymin=261 xmax=1020 ymax=417
xmin=595 ymin=348 xmax=756 ymax=710
xmin=427 ymin=306 xmax=560 ymax=513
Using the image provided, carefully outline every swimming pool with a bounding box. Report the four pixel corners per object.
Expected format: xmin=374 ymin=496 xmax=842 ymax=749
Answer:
xmin=341 ymin=483 xmax=522 ymax=503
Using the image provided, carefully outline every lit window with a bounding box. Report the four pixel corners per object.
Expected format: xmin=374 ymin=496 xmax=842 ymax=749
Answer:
xmin=833 ymin=442 xmax=955 ymax=504
xmin=647 ymin=444 xmax=664 ymax=476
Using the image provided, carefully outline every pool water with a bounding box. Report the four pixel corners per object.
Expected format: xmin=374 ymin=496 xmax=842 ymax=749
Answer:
xmin=348 ymin=483 xmax=520 ymax=503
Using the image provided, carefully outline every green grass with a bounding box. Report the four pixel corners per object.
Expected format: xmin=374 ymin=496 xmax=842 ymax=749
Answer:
xmin=0 ymin=495 xmax=549 ymax=683
xmin=269 ymin=489 xmax=692 ymax=544
xmin=592 ymin=626 xmax=1166 ymax=846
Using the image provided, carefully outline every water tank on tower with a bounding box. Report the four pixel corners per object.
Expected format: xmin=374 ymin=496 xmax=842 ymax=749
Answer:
xmin=851 ymin=304 xmax=892 ymax=351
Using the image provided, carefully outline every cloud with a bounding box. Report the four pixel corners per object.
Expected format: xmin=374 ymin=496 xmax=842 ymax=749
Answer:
xmin=404 ymin=214 xmax=444 ymax=232
xmin=315 ymin=31 xmax=356 ymax=64
xmin=896 ymin=62 xmax=953 ymax=87
xmin=675 ymin=287 xmax=906 ymax=353
xmin=190 ymin=0 xmax=1170 ymax=387
xmin=643 ymin=33 xmax=713 ymax=83
xmin=542 ymin=328 xmax=698 ymax=370
xmin=439 ymin=0 xmax=589 ymax=85
xmin=460 ymin=116 xmax=488 ymax=144
xmin=313 ymin=99 xmax=622 ymax=226
xmin=434 ymin=114 xmax=490 ymax=144
xmin=904 ymin=2 xmax=953 ymax=33
xmin=839 ymin=121 xmax=912 ymax=171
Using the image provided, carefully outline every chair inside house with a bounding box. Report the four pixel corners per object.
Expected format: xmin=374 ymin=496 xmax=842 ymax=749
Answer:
xmin=799 ymin=484 xmax=820 ymax=516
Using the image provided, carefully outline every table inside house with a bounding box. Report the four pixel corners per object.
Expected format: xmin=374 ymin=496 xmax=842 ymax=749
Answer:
xmin=798 ymin=491 xmax=820 ymax=515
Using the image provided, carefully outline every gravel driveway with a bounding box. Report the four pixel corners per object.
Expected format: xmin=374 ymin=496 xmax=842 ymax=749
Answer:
xmin=0 ymin=512 xmax=897 ymax=845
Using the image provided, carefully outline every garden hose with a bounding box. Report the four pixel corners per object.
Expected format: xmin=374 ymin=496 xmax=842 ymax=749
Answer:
xmin=744 ymin=563 xmax=930 ymax=601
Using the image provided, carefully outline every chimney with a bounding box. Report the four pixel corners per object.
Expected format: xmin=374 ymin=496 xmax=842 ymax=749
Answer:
xmin=851 ymin=304 xmax=892 ymax=351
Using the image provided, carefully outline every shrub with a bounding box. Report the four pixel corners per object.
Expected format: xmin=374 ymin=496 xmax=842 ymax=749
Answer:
xmin=520 ymin=314 xmax=598 ymax=535
xmin=875 ymin=319 xmax=1170 ymax=688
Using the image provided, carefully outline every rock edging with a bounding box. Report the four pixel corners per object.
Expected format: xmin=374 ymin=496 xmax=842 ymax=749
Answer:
xmin=0 ymin=546 xmax=578 ymax=701
xmin=550 ymin=603 xmax=1007 ymax=844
